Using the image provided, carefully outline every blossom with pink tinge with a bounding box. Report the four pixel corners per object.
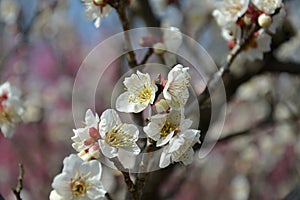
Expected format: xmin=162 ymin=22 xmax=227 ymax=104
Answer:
xmin=99 ymin=109 xmax=140 ymax=167
xmin=71 ymin=109 xmax=101 ymax=161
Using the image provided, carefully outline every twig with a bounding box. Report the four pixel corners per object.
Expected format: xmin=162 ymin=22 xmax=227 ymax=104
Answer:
xmin=12 ymin=163 xmax=24 ymax=200
xmin=197 ymin=24 xmax=260 ymax=106
xmin=109 ymin=0 xmax=138 ymax=68
xmin=135 ymin=0 xmax=160 ymax=27
xmin=140 ymin=48 xmax=153 ymax=65
xmin=134 ymin=143 xmax=158 ymax=199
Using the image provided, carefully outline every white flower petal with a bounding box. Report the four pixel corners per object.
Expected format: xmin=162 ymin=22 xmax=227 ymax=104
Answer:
xmin=99 ymin=140 xmax=118 ymax=158
xmin=168 ymin=136 xmax=185 ymax=152
xmin=157 ymin=130 xmax=175 ymax=147
xmin=117 ymin=71 xmax=157 ymax=113
xmin=117 ymin=148 xmax=137 ymax=169
xmin=116 ymin=92 xmax=148 ymax=113
xmin=49 ymin=190 xmax=63 ymax=200
xmin=159 ymin=150 xmax=172 ymax=168
xmin=99 ymin=109 xmax=121 ymax=134
xmin=51 ymin=154 xmax=106 ymax=199
xmin=85 ymin=109 xmax=99 ymax=127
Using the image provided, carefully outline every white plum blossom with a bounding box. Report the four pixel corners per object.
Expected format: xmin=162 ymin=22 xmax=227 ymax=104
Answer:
xmin=213 ymin=0 xmax=249 ymax=28
xmin=0 ymin=82 xmax=24 ymax=138
xmin=159 ymin=129 xmax=200 ymax=168
xmin=71 ymin=109 xmax=101 ymax=161
xmin=153 ymin=26 xmax=183 ymax=66
xmin=116 ymin=71 xmax=157 ymax=113
xmin=213 ymin=0 xmax=285 ymax=61
xmin=143 ymin=109 xmax=192 ymax=147
xmin=51 ymin=154 xmax=106 ymax=200
xmin=252 ymin=0 xmax=282 ymax=14
xmin=82 ymin=0 xmax=112 ymax=28
xmin=99 ymin=109 xmax=140 ymax=162
xmin=163 ymin=64 xmax=190 ymax=110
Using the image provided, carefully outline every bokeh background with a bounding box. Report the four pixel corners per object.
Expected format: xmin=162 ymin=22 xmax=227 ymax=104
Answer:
xmin=0 ymin=0 xmax=300 ymax=199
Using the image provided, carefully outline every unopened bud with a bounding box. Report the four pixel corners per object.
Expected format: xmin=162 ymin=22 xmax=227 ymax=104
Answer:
xmin=228 ymin=39 xmax=236 ymax=49
xmin=93 ymin=0 xmax=105 ymax=6
xmin=243 ymin=16 xmax=252 ymax=26
xmin=258 ymin=14 xmax=272 ymax=28
xmin=153 ymin=42 xmax=166 ymax=55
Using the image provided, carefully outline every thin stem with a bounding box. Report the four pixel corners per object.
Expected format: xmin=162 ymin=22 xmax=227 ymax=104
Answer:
xmin=197 ymin=24 xmax=260 ymax=105
xmin=12 ymin=163 xmax=24 ymax=200
xmin=109 ymin=0 xmax=137 ymax=68
xmin=140 ymin=48 xmax=153 ymax=65
xmin=134 ymin=143 xmax=158 ymax=199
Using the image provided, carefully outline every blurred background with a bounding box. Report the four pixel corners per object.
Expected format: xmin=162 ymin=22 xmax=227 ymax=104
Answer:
xmin=0 ymin=0 xmax=300 ymax=199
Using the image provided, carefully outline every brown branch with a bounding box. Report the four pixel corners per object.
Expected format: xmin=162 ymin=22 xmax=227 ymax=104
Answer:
xmin=132 ymin=143 xmax=159 ymax=199
xmin=140 ymin=48 xmax=153 ymax=65
xmin=197 ymin=24 xmax=259 ymax=106
xmin=109 ymin=0 xmax=138 ymax=68
xmin=134 ymin=0 xmax=160 ymax=27
xmin=214 ymin=116 xmax=300 ymax=144
xmin=263 ymin=58 xmax=300 ymax=74
xmin=12 ymin=163 xmax=24 ymax=200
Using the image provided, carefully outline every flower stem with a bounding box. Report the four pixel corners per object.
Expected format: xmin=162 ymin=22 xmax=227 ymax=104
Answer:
xmin=197 ymin=24 xmax=260 ymax=105
xmin=134 ymin=143 xmax=159 ymax=199
xmin=12 ymin=163 xmax=24 ymax=200
xmin=109 ymin=0 xmax=138 ymax=68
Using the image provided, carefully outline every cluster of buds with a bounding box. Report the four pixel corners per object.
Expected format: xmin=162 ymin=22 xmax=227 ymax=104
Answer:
xmin=213 ymin=0 xmax=285 ymax=61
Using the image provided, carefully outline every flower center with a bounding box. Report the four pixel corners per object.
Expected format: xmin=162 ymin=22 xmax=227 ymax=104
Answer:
xmin=160 ymin=121 xmax=176 ymax=138
xmin=139 ymin=87 xmax=152 ymax=102
xmin=129 ymin=85 xmax=153 ymax=103
xmin=70 ymin=173 xmax=89 ymax=197
xmin=105 ymin=124 xmax=134 ymax=148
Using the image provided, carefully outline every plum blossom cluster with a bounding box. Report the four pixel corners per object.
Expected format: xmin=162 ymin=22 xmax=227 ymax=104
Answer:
xmin=0 ymin=82 xmax=24 ymax=138
xmin=70 ymin=64 xmax=200 ymax=169
xmin=116 ymin=64 xmax=201 ymax=168
xmin=50 ymin=64 xmax=200 ymax=199
xmin=213 ymin=0 xmax=285 ymax=61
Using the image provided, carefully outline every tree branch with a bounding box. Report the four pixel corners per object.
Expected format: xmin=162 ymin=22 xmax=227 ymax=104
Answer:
xmin=109 ymin=0 xmax=138 ymax=68
xmin=12 ymin=163 xmax=24 ymax=200
xmin=140 ymin=48 xmax=153 ymax=65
